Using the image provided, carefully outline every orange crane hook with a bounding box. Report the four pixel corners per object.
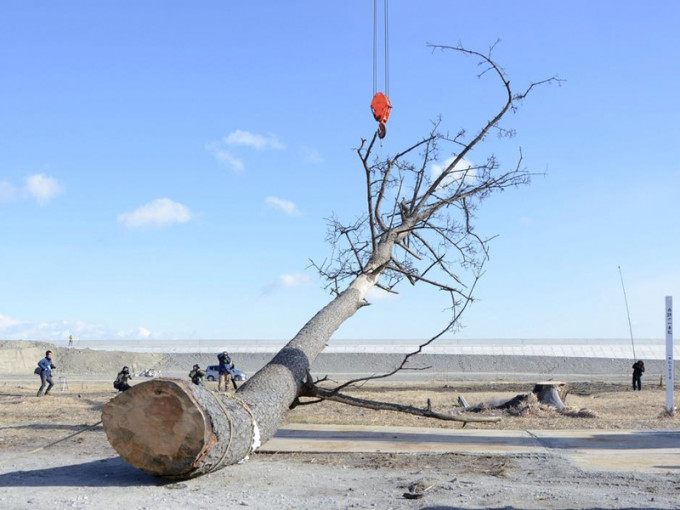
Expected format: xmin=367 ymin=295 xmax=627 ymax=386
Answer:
xmin=371 ymin=92 xmax=392 ymax=139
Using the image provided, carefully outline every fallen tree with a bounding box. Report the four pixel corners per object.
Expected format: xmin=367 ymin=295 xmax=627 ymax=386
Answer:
xmin=102 ymin=44 xmax=558 ymax=478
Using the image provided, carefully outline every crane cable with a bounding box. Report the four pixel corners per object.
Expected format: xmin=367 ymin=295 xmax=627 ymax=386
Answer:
xmin=371 ymin=0 xmax=392 ymax=139
xmin=372 ymin=0 xmax=390 ymax=96
xmin=373 ymin=0 xmax=377 ymax=96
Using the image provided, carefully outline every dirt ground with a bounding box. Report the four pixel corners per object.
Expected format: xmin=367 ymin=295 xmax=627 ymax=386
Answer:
xmin=1 ymin=377 xmax=679 ymax=509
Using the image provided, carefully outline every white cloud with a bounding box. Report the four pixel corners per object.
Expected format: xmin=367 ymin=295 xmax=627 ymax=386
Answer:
xmin=118 ymin=198 xmax=193 ymax=228
xmin=0 ymin=181 xmax=19 ymax=204
xmin=224 ymin=130 xmax=284 ymax=151
xmin=265 ymin=196 xmax=301 ymax=216
xmin=262 ymin=272 xmax=312 ymax=294
xmin=278 ymin=273 xmax=312 ymax=288
xmin=117 ymin=326 xmax=153 ymax=339
xmin=366 ymin=287 xmax=399 ymax=302
xmin=0 ymin=313 xmax=22 ymax=329
xmin=0 ymin=313 xmax=158 ymax=340
xmin=0 ymin=174 xmax=63 ymax=206
xmin=25 ymin=173 xmax=63 ymax=205
xmin=430 ymin=157 xmax=476 ymax=189
xmin=302 ymin=146 xmax=324 ymax=164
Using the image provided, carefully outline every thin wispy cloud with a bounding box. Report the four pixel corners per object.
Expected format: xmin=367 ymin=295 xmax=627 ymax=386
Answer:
xmin=0 ymin=313 xmax=21 ymax=329
xmin=0 ymin=313 xmax=158 ymax=340
xmin=217 ymin=152 xmax=245 ymax=172
xmin=301 ymin=146 xmax=324 ymax=164
xmin=206 ymin=142 xmax=245 ymax=172
xmin=118 ymin=198 xmax=193 ymax=228
xmin=206 ymin=129 xmax=283 ymax=171
xmin=262 ymin=272 xmax=312 ymax=294
xmin=224 ymin=130 xmax=284 ymax=151
xmin=265 ymin=196 xmax=301 ymax=216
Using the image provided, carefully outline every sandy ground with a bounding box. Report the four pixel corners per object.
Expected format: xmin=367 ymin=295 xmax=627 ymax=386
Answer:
xmin=1 ymin=374 xmax=680 ymax=509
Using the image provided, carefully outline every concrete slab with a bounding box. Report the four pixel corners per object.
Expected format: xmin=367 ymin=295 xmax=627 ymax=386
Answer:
xmin=264 ymin=424 xmax=541 ymax=454
xmin=261 ymin=425 xmax=680 ymax=474
xmin=529 ymin=429 xmax=680 ymax=473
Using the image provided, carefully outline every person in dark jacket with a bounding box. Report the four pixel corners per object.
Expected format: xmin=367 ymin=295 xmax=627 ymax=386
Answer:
xmin=632 ymin=360 xmax=645 ymax=391
xmin=37 ymin=350 xmax=56 ymax=397
xmin=217 ymin=351 xmax=238 ymax=392
xmin=189 ymin=364 xmax=205 ymax=385
xmin=114 ymin=366 xmax=133 ymax=392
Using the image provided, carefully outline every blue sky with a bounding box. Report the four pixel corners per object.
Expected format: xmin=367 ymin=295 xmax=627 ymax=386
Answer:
xmin=1 ymin=1 xmax=678 ymax=342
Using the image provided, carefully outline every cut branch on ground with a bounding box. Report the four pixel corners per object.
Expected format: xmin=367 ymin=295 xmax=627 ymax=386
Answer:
xmin=298 ymin=380 xmax=501 ymax=426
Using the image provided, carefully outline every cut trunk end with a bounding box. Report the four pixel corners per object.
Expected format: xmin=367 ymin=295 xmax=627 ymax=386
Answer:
xmin=102 ymin=379 xmax=256 ymax=478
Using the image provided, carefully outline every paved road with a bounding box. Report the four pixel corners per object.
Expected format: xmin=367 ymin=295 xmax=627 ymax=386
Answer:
xmin=261 ymin=424 xmax=680 ymax=474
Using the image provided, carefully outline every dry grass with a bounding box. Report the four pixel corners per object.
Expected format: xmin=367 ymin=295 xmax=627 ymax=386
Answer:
xmin=284 ymin=380 xmax=680 ymax=430
xmin=1 ymin=379 xmax=678 ymax=455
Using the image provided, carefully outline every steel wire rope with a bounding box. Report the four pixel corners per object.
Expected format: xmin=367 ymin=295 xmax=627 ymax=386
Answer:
xmin=373 ymin=0 xmax=378 ymax=96
xmin=373 ymin=0 xmax=389 ymax=96
xmin=384 ymin=0 xmax=389 ymax=97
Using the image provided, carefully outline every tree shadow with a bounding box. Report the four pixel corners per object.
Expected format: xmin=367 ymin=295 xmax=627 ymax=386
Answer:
xmin=0 ymin=457 xmax=163 ymax=487
xmin=271 ymin=428 xmax=680 ymax=452
xmin=80 ymin=397 xmax=108 ymax=411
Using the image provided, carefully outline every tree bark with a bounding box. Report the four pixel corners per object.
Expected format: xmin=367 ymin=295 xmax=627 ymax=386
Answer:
xmin=102 ymin=275 xmax=381 ymax=478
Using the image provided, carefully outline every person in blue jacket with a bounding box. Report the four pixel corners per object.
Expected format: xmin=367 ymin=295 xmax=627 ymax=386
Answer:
xmin=217 ymin=351 xmax=238 ymax=392
xmin=37 ymin=350 xmax=56 ymax=397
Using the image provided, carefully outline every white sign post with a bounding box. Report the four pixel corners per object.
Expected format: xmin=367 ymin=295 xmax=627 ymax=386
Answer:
xmin=666 ymin=296 xmax=674 ymax=413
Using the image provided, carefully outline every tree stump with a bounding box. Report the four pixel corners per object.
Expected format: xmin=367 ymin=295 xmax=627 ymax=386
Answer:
xmin=532 ymin=382 xmax=568 ymax=410
xmin=463 ymin=382 xmax=569 ymax=412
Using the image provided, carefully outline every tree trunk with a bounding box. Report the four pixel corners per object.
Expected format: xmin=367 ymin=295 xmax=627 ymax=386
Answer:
xmin=102 ymin=275 xmax=379 ymax=478
xmin=102 ymin=379 xmax=253 ymax=478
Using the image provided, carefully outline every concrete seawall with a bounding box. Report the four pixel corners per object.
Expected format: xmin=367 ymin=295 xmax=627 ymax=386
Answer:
xmin=3 ymin=340 xmax=677 ymax=383
xmin=164 ymin=351 xmax=678 ymax=383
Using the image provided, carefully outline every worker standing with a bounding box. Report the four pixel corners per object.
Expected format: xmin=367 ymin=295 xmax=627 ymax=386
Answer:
xmin=632 ymin=360 xmax=645 ymax=391
xmin=217 ymin=351 xmax=238 ymax=392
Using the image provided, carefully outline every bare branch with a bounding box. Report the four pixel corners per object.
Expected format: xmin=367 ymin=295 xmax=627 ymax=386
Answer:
xmin=300 ymin=385 xmax=500 ymax=424
xmin=358 ymin=132 xmax=379 ymax=249
xmin=330 ymin=274 xmax=482 ymax=393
